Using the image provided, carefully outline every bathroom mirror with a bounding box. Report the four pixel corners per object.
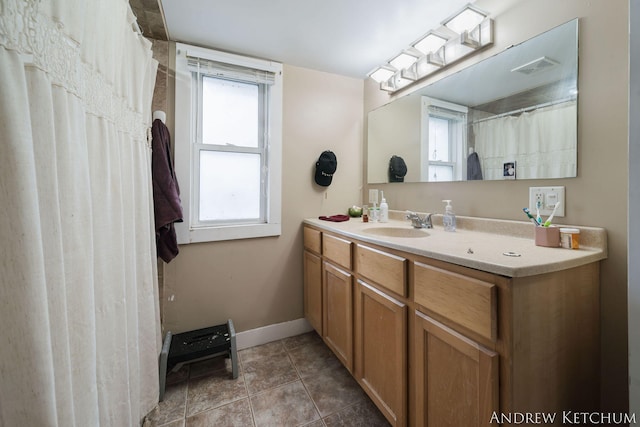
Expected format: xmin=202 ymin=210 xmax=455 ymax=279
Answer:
xmin=367 ymin=19 xmax=578 ymax=183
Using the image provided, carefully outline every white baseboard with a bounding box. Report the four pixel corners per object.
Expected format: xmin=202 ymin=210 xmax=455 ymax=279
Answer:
xmin=235 ymin=318 xmax=313 ymax=350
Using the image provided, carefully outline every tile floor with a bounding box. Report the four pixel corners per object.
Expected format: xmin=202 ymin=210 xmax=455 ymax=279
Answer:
xmin=146 ymin=331 xmax=391 ymax=427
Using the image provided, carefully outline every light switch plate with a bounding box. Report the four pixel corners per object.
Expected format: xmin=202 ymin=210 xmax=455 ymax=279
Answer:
xmin=529 ymin=186 xmax=565 ymax=217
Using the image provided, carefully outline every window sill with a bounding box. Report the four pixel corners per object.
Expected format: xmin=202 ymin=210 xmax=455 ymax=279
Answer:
xmin=176 ymin=222 xmax=281 ymax=244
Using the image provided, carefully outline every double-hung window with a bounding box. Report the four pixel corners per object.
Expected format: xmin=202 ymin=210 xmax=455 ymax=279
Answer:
xmin=174 ymin=43 xmax=283 ymax=243
xmin=420 ymin=97 xmax=468 ymax=182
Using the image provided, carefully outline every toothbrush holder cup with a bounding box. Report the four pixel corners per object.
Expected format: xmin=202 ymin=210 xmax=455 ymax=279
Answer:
xmin=534 ymin=226 xmax=560 ymax=247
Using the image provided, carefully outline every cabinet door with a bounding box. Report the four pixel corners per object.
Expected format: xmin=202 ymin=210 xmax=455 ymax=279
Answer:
xmin=414 ymin=310 xmax=498 ymax=427
xmin=323 ymin=261 xmax=353 ymax=371
xmin=304 ymin=250 xmax=322 ymax=334
xmin=355 ymin=280 xmax=407 ymax=427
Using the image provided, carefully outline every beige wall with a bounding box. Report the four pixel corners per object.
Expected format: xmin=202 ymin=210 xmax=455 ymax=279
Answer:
xmin=162 ymin=64 xmax=363 ymax=333
xmin=368 ymin=94 xmax=422 ymax=183
xmin=364 ymin=0 xmax=629 ymax=410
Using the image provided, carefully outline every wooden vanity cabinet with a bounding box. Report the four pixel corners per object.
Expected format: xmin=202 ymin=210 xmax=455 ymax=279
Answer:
xmin=354 ymin=279 xmax=407 ymax=427
xmin=304 ymin=227 xmax=407 ymax=425
xmin=323 ymin=261 xmax=354 ymax=371
xmin=353 ymin=243 xmax=409 ymax=426
xmin=356 ymin=244 xmax=407 ymax=296
xmin=302 ymin=225 xmax=600 ymax=427
xmin=413 ymin=261 xmax=500 ymax=427
xmin=303 ymin=251 xmax=322 ymax=334
xmin=412 ymin=259 xmax=600 ymax=425
xmin=414 ymin=310 xmax=499 ymax=427
xmin=303 ymin=227 xmax=322 ymax=334
xmin=304 ymin=227 xmax=356 ymax=370
xmin=321 ymin=233 xmax=354 ymax=371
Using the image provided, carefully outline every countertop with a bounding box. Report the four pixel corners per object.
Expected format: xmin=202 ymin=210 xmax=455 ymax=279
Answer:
xmin=304 ymin=211 xmax=607 ymax=278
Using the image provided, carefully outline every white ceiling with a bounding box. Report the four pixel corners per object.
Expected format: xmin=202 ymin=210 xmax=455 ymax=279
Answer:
xmin=159 ymin=0 xmax=471 ymax=78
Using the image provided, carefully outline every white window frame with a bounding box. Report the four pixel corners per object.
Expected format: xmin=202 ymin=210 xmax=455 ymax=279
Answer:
xmin=420 ymin=97 xmax=468 ymax=182
xmin=174 ymin=43 xmax=283 ymax=243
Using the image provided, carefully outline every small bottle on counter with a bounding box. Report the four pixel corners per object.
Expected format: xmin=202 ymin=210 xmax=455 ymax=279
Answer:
xmin=370 ymin=205 xmax=378 ymax=222
xmin=379 ymin=191 xmax=389 ymax=223
xmin=362 ymin=206 xmax=369 ymax=223
xmin=442 ymin=200 xmax=456 ymax=232
xmin=559 ymin=228 xmax=580 ymax=249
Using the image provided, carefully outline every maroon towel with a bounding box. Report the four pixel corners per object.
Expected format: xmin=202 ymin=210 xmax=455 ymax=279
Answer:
xmin=319 ymin=215 xmax=350 ymax=222
xmin=152 ymin=119 xmax=183 ymax=263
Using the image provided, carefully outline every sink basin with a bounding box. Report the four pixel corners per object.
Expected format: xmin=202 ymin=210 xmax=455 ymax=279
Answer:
xmin=362 ymin=227 xmax=429 ymax=238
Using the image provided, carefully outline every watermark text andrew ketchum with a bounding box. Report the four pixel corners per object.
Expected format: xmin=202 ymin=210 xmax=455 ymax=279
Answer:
xmin=490 ymin=411 xmax=636 ymax=425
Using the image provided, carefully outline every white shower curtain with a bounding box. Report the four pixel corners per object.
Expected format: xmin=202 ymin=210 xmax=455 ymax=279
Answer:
xmin=473 ymin=101 xmax=577 ymax=180
xmin=0 ymin=0 xmax=161 ymax=425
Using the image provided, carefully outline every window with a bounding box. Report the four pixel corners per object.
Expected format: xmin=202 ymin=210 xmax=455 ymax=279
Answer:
xmin=174 ymin=43 xmax=283 ymax=243
xmin=420 ymin=97 xmax=468 ymax=182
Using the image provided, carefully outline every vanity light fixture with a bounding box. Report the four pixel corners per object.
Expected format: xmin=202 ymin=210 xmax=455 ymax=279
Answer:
xmin=413 ymin=31 xmax=449 ymax=55
xmin=368 ymin=66 xmax=396 ymax=83
xmin=389 ymin=52 xmax=420 ymax=70
xmin=401 ymin=46 xmax=446 ymax=82
xmin=427 ymin=47 xmax=446 ymax=67
xmin=369 ymin=3 xmax=494 ymax=93
xmin=381 ymin=71 xmax=415 ymax=92
xmin=442 ymin=4 xmax=488 ymax=34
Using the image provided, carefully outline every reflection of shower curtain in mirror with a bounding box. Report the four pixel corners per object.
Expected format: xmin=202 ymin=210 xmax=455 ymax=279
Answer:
xmin=473 ymin=101 xmax=577 ymax=180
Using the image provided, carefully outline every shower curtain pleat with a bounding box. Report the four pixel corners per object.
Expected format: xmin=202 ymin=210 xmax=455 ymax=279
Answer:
xmin=0 ymin=0 xmax=161 ymax=425
xmin=473 ymin=101 xmax=577 ymax=180
xmin=0 ymin=47 xmax=60 ymax=427
xmin=26 ymin=66 xmax=77 ymax=427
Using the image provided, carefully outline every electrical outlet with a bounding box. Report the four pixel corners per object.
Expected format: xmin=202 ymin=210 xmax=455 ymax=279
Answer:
xmin=528 ymin=186 xmax=565 ymax=217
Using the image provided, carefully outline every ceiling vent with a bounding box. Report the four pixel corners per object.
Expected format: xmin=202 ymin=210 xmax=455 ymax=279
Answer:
xmin=511 ymin=56 xmax=559 ymax=75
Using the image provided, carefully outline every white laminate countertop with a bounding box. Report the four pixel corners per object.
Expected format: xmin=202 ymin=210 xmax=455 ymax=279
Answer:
xmin=303 ymin=211 xmax=607 ymax=278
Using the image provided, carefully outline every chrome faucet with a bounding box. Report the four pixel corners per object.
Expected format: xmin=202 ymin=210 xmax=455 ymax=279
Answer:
xmin=405 ymin=211 xmax=433 ymax=229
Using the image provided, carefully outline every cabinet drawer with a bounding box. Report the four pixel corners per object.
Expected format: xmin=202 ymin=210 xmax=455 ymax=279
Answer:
xmin=323 ymin=234 xmax=352 ymax=269
xmin=304 ymin=227 xmax=321 ymax=253
xmin=414 ymin=262 xmax=497 ymax=342
xmin=356 ymin=245 xmax=407 ymax=297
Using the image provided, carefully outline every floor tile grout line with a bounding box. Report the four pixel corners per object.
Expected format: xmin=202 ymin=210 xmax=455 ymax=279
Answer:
xmin=180 ymin=357 xmax=253 ymax=424
xmin=161 ymin=377 xmax=187 ymax=427
xmin=181 ymin=377 xmax=188 ymax=425
xmin=285 ymin=335 xmax=389 ymax=425
xmin=238 ymin=352 xmax=258 ymax=427
xmin=183 ymin=394 xmax=250 ymax=423
xmin=247 ymin=336 xmax=324 ymax=426
xmin=296 ymin=374 xmax=325 ymax=425
xmin=247 ymin=378 xmax=320 ymax=427
xmin=284 ymin=339 xmax=349 ymax=426
xmin=282 ymin=345 xmax=324 ymax=425
xmin=183 ymin=366 xmax=196 ymax=422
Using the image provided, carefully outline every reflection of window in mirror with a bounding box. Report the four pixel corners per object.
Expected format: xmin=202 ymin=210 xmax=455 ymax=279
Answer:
xmin=421 ymin=97 xmax=468 ymax=182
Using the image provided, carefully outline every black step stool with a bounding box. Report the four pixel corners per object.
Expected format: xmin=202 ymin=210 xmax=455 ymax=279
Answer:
xmin=159 ymin=319 xmax=238 ymax=401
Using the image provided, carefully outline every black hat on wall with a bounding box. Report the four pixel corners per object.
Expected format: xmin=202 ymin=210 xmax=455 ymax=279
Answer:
xmin=389 ymin=155 xmax=407 ymax=182
xmin=315 ymin=151 xmax=337 ymax=186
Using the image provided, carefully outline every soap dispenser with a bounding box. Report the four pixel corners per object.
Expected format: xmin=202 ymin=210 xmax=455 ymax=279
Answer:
xmin=442 ymin=200 xmax=456 ymax=232
xmin=379 ymin=191 xmax=389 ymax=223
